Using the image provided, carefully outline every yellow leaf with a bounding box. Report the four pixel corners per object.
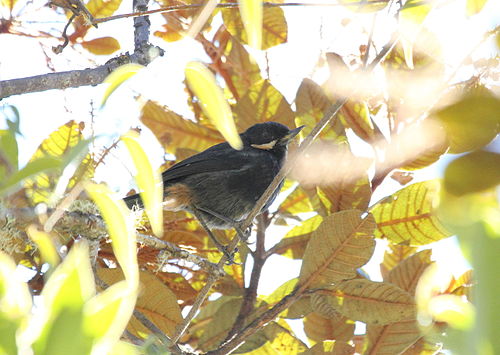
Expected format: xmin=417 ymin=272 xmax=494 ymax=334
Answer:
xmin=327 ymin=279 xmax=416 ymax=325
xmin=278 ymin=185 xmax=314 ymax=215
xmin=263 ymin=278 xmax=298 ymax=306
xmin=26 ymin=225 xmax=60 ymax=268
xmin=86 ymin=183 xmax=138 ymax=285
xmin=81 ymin=36 xmax=120 ymax=55
xmin=140 ymin=100 xmax=223 ymax=155
xmin=97 ymin=269 xmax=183 ymax=337
xmin=427 ymin=294 xmax=475 ymax=330
xmin=233 ymin=79 xmax=295 ymax=131
xmin=101 ymin=63 xmax=144 ymax=107
xmin=121 ymin=131 xmax=163 ymax=237
xmin=238 ymin=0 xmax=262 ymax=49
xmin=317 ymin=174 xmax=372 ymax=214
xmin=24 ymin=121 xmax=92 ymax=205
xmin=298 ymin=210 xmax=376 ymax=289
xmin=87 ymin=0 xmax=122 ymax=18
xmin=222 ymin=6 xmax=287 ymax=50
xmin=274 ymin=215 xmax=323 ymax=259
xmin=185 ymin=61 xmax=242 ymax=150
xmin=466 ymin=0 xmax=488 ymax=16
xmin=1 ymin=0 xmax=17 ymax=11
xmin=371 ymin=180 xmax=452 ymax=245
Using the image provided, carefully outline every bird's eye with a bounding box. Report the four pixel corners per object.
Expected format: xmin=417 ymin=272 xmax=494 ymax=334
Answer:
xmin=251 ymin=140 xmax=277 ymax=150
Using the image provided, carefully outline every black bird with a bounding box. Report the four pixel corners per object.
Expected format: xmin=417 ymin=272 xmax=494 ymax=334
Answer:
xmin=124 ymin=122 xmax=303 ymax=262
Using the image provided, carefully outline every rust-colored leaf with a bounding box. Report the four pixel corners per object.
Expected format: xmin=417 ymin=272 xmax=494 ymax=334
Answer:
xmin=371 ymin=180 xmax=452 ymax=245
xmin=97 ymin=268 xmax=183 ymax=337
xmin=140 ymin=100 xmax=223 ymax=155
xmin=298 ymin=210 xmax=376 ymax=289
xmin=81 ymin=36 xmax=120 ymax=55
xmin=339 ymin=100 xmax=375 ymax=142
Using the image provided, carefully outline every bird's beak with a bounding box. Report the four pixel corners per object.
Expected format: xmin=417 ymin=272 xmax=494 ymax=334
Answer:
xmin=279 ymin=125 xmax=305 ymax=145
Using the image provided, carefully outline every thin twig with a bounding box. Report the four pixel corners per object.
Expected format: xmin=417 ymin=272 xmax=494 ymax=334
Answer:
xmin=93 ymin=1 xmax=391 ymax=25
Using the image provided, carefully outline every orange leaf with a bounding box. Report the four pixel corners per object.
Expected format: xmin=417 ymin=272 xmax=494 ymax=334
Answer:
xmin=81 ymin=37 xmax=120 ymax=55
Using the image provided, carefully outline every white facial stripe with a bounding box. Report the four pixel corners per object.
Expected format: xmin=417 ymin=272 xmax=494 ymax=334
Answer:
xmin=251 ymin=139 xmax=277 ymax=150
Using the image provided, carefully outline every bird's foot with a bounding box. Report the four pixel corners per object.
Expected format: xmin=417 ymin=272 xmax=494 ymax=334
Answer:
xmin=222 ymin=246 xmax=241 ymax=265
xmin=235 ymin=223 xmax=253 ymax=244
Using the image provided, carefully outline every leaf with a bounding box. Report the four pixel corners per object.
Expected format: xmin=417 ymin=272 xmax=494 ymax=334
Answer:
xmin=317 ymin=174 xmax=371 ymax=214
xmin=26 ymin=225 xmax=60 ymax=268
xmin=0 ymin=128 xmax=18 ymax=173
xmin=236 ymin=321 xmax=308 ymax=354
xmin=233 ymin=79 xmax=295 ymax=131
xmin=0 ymin=252 xmax=32 ymax=355
xmin=86 ymin=183 xmax=138 ymax=285
xmin=370 ymin=180 xmax=452 ymax=245
xmin=1 ymin=0 xmax=17 ymax=11
xmin=298 ymin=210 xmax=376 ymax=289
xmin=0 ymin=157 xmax=61 ymax=197
xmin=339 ymin=101 xmax=375 ymax=142
xmin=222 ymin=34 xmax=263 ymax=98
xmin=198 ymin=297 xmax=243 ymax=351
xmin=380 ymin=244 xmax=418 ymax=279
xmin=444 ymin=150 xmax=500 ymax=196
xmin=278 ymin=185 xmax=314 ymax=215
xmin=447 ymin=270 xmax=473 ymax=299
xmin=185 ymin=61 xmax=242 ymax=150
xmin=366 ymin=250 xmax=433 ymax=355
xmin=302 ymin=341 xmax=355 ymax=355
xmin=339 ymin=0 xmax=389 ymax=12
xmin=401 ymin=338 xmax=442 ymax=355
xmin=97 ymin=269 xmax=183 ymax=337
xmin=466 ymin=0 xmax=488 ymax=15
xmin=273 ymin=215 xmax=323 ymax=259
xmin=433 ymin=89 xmax=500 ymax=153
xmin=24 ymin=121 xmax=92 ymax=205
xmin=295 ymin=78 xmax=346 ymax=143
xmin=101 ymin=63 xmax=144 ymax=107
xmin=140 ymin=100 xmax=223 ymax=155
xmin=222 ymin=6 xmax=287 ymax=50
xmin=81 ymin=36 xmax=120 ymax=55
xmin=86 ymin=0 xmax=122 ymax=17
xmin=122 ymin=131 xmax=163 ymax=236
xmin=32 ymin=241 xmax=95 ymax=355
xmin=238 ymin=0 xmax=262 ymax=49
xmin=399 ymin=0 xmax=433 ymax=68
xmin=326 ymin=279 xmax=416 ymax=325
xmin=304 ymin=312 xmax=355 ymax=342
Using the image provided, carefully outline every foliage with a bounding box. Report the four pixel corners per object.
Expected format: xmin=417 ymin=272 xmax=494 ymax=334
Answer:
xmin=1 ymin=0 xmax=499 ymax=354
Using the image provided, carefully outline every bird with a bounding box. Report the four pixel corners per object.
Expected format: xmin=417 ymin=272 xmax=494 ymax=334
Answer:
xmin=124 ymin=121 xmax=304 ymax=263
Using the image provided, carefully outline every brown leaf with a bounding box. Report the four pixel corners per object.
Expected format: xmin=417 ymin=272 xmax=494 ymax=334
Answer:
xmin=303 ymin=341 xmax=355 ymax=355
xmin=273 ymin=215 xmax=323 ymax=259
xmin=380 ymin=243 xmax=418 ymax=279
xmin=299 ymin=210 xmax=376 ymax=289
xmin=304 ymin=312 xmax=355 ymax=342
xmin=140 ymin=100 xmax=223 ymax=155
xmin=97 ymin=268 xmax=183 ymax=337
xmin=386 ymin=249 xmax=433 ymax=295
xmin=81 ymin=36 xmax=120 ymax=55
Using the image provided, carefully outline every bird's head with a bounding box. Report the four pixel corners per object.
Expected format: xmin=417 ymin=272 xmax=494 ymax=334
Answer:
xmin=242 ymin=122 xmax=304 ymax=152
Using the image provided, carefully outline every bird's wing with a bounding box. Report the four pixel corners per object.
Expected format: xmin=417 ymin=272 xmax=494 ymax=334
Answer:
xmin=161 ymin=143 xmax=254 ymax=182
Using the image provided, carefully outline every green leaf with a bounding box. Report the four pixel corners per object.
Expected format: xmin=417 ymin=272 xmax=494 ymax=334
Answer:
xmin=101 ymin=63 xmax=144 ymax=107
xmin=122 ymin=131 xmax=163 ymax=236
xmin=0 ymin=129 xmax=18 ymax=173
xmin=0 ymin=157 xmax=61 ymax=196
xmin=185 ymin=61 xmax=242 ymax=150
xmin=0 ymin=252 xmax=32 ymax=355
xmin=32 ymin=241 xmax=95 ymax=355
xmin=433 ymin=90 xmax=500 ymax=153
xmin=238 ymin=0 xmax=262 ymax=49
xmin=26 ymin=225 xmax=60 ymax=269
xmin=444 ymin=150 xmax=500 ymax=196
xmin=371 ymin=180 xmax=452 ymax=245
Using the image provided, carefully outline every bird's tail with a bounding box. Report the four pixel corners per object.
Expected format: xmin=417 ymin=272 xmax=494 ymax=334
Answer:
xmin=123 ymin=193 xmax=144 ymax=209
